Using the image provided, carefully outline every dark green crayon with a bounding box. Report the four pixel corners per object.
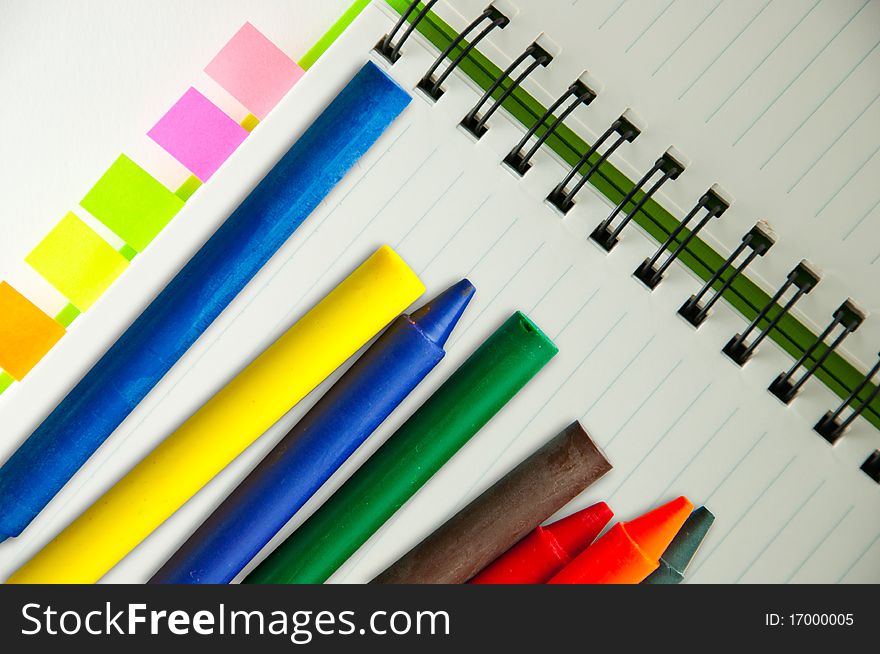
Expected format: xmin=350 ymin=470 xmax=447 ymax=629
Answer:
xmin=642 ymin=506 xmax=714 ymax=584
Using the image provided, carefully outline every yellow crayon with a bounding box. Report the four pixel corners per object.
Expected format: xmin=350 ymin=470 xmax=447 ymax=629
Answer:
xmin=7 ymin=246 xmax=424 ymax=583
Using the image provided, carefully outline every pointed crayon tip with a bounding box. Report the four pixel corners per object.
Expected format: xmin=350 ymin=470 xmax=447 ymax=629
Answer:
xmin=545 ymin=502 xmax=613 ymax=558
xmin=624 ymin=496 xmax=694 ymax=561
xmin=661 ymin=505 xmax=714 ymax=573
xmin=410 ymin=279 xmax=475 ymax=348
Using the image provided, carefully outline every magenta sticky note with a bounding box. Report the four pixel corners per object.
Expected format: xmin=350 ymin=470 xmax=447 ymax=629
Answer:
xmin=205 ymin=22 xmax=305 ymax=119
xmin=148 ymin=88 xmax=249 ymax=181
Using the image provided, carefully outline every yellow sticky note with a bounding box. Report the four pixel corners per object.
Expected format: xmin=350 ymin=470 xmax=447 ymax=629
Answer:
xmin=0 ymin=282 xmax=65 ymax=380
xmin=26 ymin=213 xmax=129 ymax=311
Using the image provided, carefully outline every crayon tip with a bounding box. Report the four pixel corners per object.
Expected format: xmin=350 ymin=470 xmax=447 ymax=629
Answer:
xmin=545 ymin=502 xmax=613 ymax=557
xmin=624 ymin=496 xmax=694 ymax=561
xmin=410 ymin=279 xmax=475 ymax=348
xmin=661 ymin=506 xmax=714 ymax=573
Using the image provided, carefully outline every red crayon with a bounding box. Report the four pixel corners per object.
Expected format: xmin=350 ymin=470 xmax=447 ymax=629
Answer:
xmin=470 ymin=502 xmax=613 ymax=584
xmin=549 ymin=496 xmax=693 ymax=584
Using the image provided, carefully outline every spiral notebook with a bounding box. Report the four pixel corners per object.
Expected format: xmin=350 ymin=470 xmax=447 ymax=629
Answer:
xmin=1 ymin=0 xmax=878 ymax=584
xmin=302 ymin=0 xmax=880 ymax=584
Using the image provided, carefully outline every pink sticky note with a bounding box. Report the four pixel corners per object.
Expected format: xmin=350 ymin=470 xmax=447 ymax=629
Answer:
xmin=205 ymin=22 xmax=304 ymax=119
xmin=148 ymin=88 xmax=249 ymax=181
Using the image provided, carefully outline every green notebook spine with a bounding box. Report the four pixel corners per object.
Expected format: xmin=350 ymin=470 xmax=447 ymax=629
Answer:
xmin=380 ymin=0 xmax=880 ymax=439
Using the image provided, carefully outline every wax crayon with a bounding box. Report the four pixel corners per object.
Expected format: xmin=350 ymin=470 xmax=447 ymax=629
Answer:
xmin=6 ymin=246 xmax=423 ymax=584
xmin=549 ymin=496 xmax=693 ymax=584
xmin=373 ymin=422 xmax=611 ymax=584
xmin=469 ymin=502 xmax=613 ymax=584
xmin=0 ymin=62 xmax=411 ymax=541
xmin=149 ymin=280 xmax=475 ymax=584
xmin=642 ymin=506 xmax=714 ymax=584
xmin=244 ymin=311 xmax=558 ymax=584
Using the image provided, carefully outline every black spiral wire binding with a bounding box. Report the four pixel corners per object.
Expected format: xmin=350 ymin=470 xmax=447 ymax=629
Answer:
xmin=678 ymin=223 xmax=775 ymax=327
xmin=460 ymin=42 xmax=553 ymax=138
xmin=634 ymin=189 xmax=728 ymax=289
xmin=723 ymin=261 xmax=820 ymax=366
xmin=815 ymin=353 xmax=880 ymax=444
xmin=861 ymin=450 xmax=880 ymax=483
xmin=503 ymin=80 xmax=596 ymax=175
xmin=769 ymin=300 xmax=865 ymax=404
xmin=376 ymin=0 xmax=439 ymax=63
xmin=418 ymin=6 xmax=509 ymax=100
xmin=547 ymin=116 xmax=640 ymax=214
xmin=590 ymin=152 xmax=684 ymax=251
xmin=384 ymin=1 xmax=880 ymax=467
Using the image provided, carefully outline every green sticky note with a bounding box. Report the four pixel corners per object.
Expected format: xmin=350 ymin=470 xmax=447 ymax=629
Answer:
xmin=0 ymin=371 xmax=13 ymax=395
xmin=55 ymin=303 xmax=81 ymax=327
xmin=26 ymin=212 xmax=129 ymax=311
xmin=299 ymin=0 xmax=371 ymax=70
xmin=81 ymin=154 xmax=184 ymax=252
xmin=119 ymin=244 xmax=138 ymax=261
xmin=174 ymin=175 xmax=202 ymax=202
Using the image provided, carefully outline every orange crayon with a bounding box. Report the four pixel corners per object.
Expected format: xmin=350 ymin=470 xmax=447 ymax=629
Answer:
xmin=548 ymin=496 xmax=693 ymax=584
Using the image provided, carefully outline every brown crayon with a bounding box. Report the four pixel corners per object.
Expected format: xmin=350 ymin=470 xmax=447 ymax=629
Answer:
xmin=372 ymin=421 xmax=611 ymax=584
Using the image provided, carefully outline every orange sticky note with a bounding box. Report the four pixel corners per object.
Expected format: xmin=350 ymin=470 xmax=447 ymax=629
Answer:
xmin=0 ymin=282 xmax=65 ymax=380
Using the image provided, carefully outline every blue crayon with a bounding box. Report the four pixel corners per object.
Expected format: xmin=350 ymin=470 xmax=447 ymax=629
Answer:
xmin=149 ymin=280 xmax=475 ymax=584
xmin=0 ymin=62 xmax=411 ymax=541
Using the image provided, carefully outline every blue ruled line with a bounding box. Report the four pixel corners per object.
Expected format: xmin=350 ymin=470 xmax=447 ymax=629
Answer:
xmin=733 ymin=480 xmax=826 ymax=582
xmin=625 ymin=0 xmax=675 ymax=53
xmin=705 ymin=0 xmax=821 ymax=123
xmin=606 ymin=382 xmax=713 ymax=499
xmin=657 ymin=406 xmax=740 ymax=500
xmin=785 ymin=505 xmax=854 ymax=582
xmin=603 ymin=359 xmax=683 ymax=448
xmin=732 ymin=0 xmax=870 ymax=147
xmin=678 ymin=0 xmax=771 ymax=100
xmin=653 ymin=0 xmax=722 ymax=77
xmin=761 ymin=36 xmax=880 ymax=168
xmin=787 ymin=87 xmax=880 ymax=193
xmin=690 ymin=455 xmax=796 ymax=580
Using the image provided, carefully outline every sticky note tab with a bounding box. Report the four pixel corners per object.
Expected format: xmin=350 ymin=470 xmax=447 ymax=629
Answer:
xmin=55 ymin=304 xmax=81 ymax=327
xmin=240 ymin=113 xmax=259 ymax=132
xmin=81 ymin=154 xmax=184 ymax=252
xmin=26 ymin=212 xmax=129 ymax=311
xmin=205 ymin=22 xmax=304 ymax=119
xmin=174 ymin=175 xmax=202 ymax=202
xmin=148 ymin=88 xmax=249 ymax=181
xmin=0 ymin=282 xmax=65 ymax=380
xmin=0 ymin=371 xmax=13 ymax=395
xmin=119 ymin=244 xmax=137 ymax=261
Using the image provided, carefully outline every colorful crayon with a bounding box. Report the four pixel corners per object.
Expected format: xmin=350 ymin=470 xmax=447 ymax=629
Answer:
xmin=642 ymin=506 xmax=714 ymax=584
xmin=244 ymin=311 xmax=558 ymax=584
xmin=149 ymin=280 xmax=475 ymax=584
xmin=549 ymin=496 xmax=693 ymax=584
xmin=0 ymin=62 xmax=411 ymax=541
xmin=469 ymin=502 xmax=613 ymax=584
xmin=6 ymin=246 xmax=423 ymax=583
xmin=373 ymin=422 xmax=612 ymax=584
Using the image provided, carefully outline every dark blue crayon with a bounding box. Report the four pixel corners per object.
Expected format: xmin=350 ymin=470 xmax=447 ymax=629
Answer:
xmin=0 ymin=62 xmax=411 ymax=541
xmin=149 ymin=280 xmax=475 ymax=584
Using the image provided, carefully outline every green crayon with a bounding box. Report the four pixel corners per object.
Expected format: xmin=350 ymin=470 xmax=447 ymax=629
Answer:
xmin=642 ymin=506 xmax=715 ymax=584
xmin=244 ymin=311 xmax=558 ymax=584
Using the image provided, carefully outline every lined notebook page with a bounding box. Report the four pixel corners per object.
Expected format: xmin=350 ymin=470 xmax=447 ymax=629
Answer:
xmin=441 ymin=0 xmax=880 ymax=371
xmin=0 ymin=3 xmax=877 ymax=584
xmin=304 ymin=3 xmax=878 ymax=584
